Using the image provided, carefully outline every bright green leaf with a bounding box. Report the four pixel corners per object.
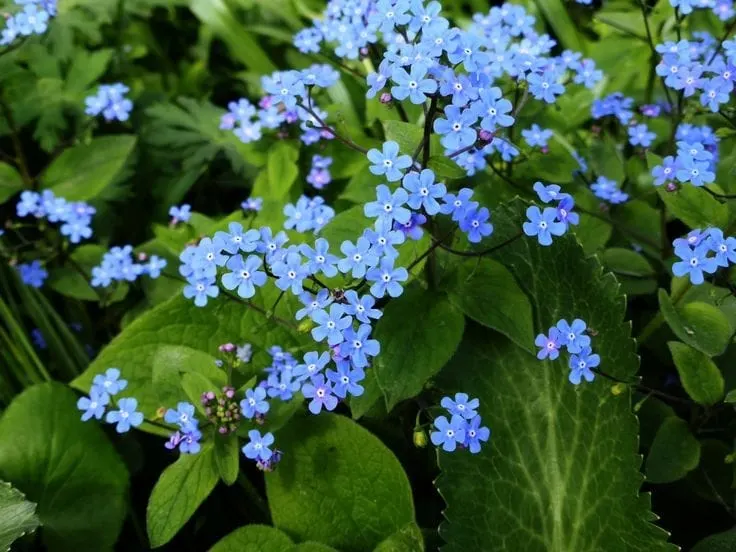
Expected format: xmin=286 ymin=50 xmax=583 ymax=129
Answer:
xmin=0 ymin=163 xmax=24 ymax=203
xmin=41 ymin=135 xmax=136 ymax=201
xmin=645 ymin=417 xmax=701 ymax=484
xmin=373 ymin=523 xmax=424 ymax=552
xmin=601 ymin=248 xmax=655 ymax=277
xmin=265 ymin=142 xmax=300 ymax=201
xmin=427 ymin=155 xmax=465 ymax=180
xmin=214 ymin=433 xmax=239 ymax=486
xmin=266 ymin=414 xmax=415 ymax=551
xmin=146 ymin=445 xmax=219 ymax=548
xmin=0 ymin=481 xmax=40 ymax=551
xmin=659 ymin=289 xmax=733 ymax=357
xmin=383 ymin=121 xmax=422 ymax=155
xmin=532 ymin=0 xmax=587 ymax=53
xmin=0 ymin=383 xmax=128 ymax=551
xmin=445 ymin=256 xmax=534 ymax=352
xmin=48 ymin=244 xmax=128 ymax=303
xmin=209 ymin=525 xmax=294 ymax=552
xmin=656 ymin=184 xmax=729 ymax=230
xmin=435 ymin=200 xmax=675 ymax=552
xmin=667 ymin=341 xmax=725 ymax=405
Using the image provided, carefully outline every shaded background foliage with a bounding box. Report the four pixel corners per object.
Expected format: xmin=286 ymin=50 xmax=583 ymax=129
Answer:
xmin=0 ymin=0 xmax=735 ymax=550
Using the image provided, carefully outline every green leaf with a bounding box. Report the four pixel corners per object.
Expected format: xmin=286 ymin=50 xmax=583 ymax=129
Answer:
xmin=214 ymin=433 xmax=239 ymax=486
xmin=427 ymin=155 xmax=465 ymax=180
xmin=41 ymin=135 xmax=137 ymax=201
xmin=573 ymin=188 xmax=613 ymax=255
xmin=658 ymin=289 xmax=733 ymax=357
xmin=146 ymin=445 xmax=219 ymax=548
xmin=383 ymin=121 xmax=422 ymax=155
xmin=656 ymin=185 xmax=729 ymax=230
xmin=692 ymin=528 xmax=736 ymax=552
xmin=72 ymin=290 xmax=308 ymax=421
xmin=0 ymin=163 xmax=24 ymax=203
xmin=601 ymin=248 xmax=655 ymax=277
xmin=667 ymin=342 xmax=725 ymax=405
xmin=532 ymin=0 xmax=586 ymax=53
xmin=265 ymin=141 xmax=300 ymax=201
xmin=48 ymin=245 xmax=128 ymax=303
xmin=445 ymin=256 xmax=534 ymax=352
xmin=373 ymin=523 xmax=424 ymax=552
xmin=645 ymin=417 xmax=701 ymax=484
xmin=190 ymin=0 xmax=276 ymax=73
xmin=340 ymin=166 xmax=383 ymax=205
xmin=725 ymin=389 xmax=736 ymax=403
xmin=0 ymin=481 xmax=40 ymax=551
xmin=368 ymin=285 xmax=464 ymax=412
xmin=435 ymin=200 xmax=675 ymax=552
xmin=0 ymin=383 xmax=129 ymax=551
xmin=266 ymin=414 xmax=415 ymax=551
xmin=209 ymin=525 xmax=295 ymax=552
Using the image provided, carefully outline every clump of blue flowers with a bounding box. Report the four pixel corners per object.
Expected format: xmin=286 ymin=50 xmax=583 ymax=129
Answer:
xmin=91 ymin=246 xmax=167 ymax=288
xmin=431 ymin=393 xmax=490 ymax=454
xmin=84 ymin=83 xmax=134 ymax=122
xmin=164 ymin=402 xmax=202 ymax=454
xmin=535 ymin=319 xmax=600 ymax=385
xmin=16 ymin=190 xmax=95 ymax=244
xmin=0 ymin=0 xmax=56 ymax=46
xmin=671 ymin=227 xmax=734 ymax=285
xmin=77 ymin=368 xmax=144 ymax=433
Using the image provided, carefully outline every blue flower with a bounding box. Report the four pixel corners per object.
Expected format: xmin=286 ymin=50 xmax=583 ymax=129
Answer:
xmin=390 ymin=65 xmax=438 ymax=104
xmin=166 ymin=428 xmax=202 ymax=455
xmin=367 ymin=141 xmax=413 ymax=182
xmin=522 ymin=124 xmax=553 ymax=148
xmin=533 ymin=182 xmax=563 ymax=203
xmin=266 ymin=371 xmax=301 ymax=401
xmin=338 ymin=237 xmax=380 ymax=278
xmin=296 ymin=289 xmax=332 ymax=321
xmin=568 ymin=347 xmax=600 ymax=385
xmin=105 ymin=397 xmax=144 ymax=433
xmin=402 ymin=169 xmax=447 ymax=215
xmin=628 ymin=124 xmax=656 ymax=147
xmin=527 ymin=69 xmax=564 ymax=103
xmin=293 ymin=350 xmax=331 ymax=382
xmin=300 ymin=238 xmax=339 ymax=277
xmin=340 ymin=324 xmax=380 ymax=368
xmin=535 ymin=327 xmax=562 ymax=360
xmin=363 ymin=218 xmax=405 ymax=259
xmin=164 ymin=402 xmax=198 ymax=432
xmin=326 ymin=360 xmax=365 ymax=398
xmin=556 ymin=319 xmax=591 ymax=354
xmin=395 ymin=213 xmax=427 ymax=240
xmin=214 ymin=222 xmax=260 ymax=255
xmin=447 ymin=32 xmax=489 ymax=72
xmin=440 ymin=393 xmax=479 ymax=419
xmin=556 ymin=196 xmax=579 ymax=228
xmin=77 ymin=388 xmax=110 ymax=421
xmin=675 ymin=155 xmax=715 ymax=186
xmin=652 ymin=156 xmax=679 ymax=186
xmin=463 ymin=415 xmax=491 ymax=454
xmin=221 ymin=254 xmax=267 ymax=299
xmin=183 ymin=276 xmax=219 ymax=307
xmin=144 ymin=255 xmax=167 ymax=278
xmin=242 ymin=197 xmax=263 ymax=213
xmin=700 ymin=78 xmax=729 ymax=112
xmin=302 ymin=374 xmax=339 ymax=414
xmin=366 ymin=258 xmax=409 ymax=298
xmin=672 ymin=243 xmax=718 ymax=284
xmin=706 ymin=228 xmax=736 ymax=267
xmin=364 ymin=184 xmax=412 ymax=225
xmin=590 ymin=176 xmax=629 ymax=204
xmin=293 ymin=28 xmax=321 ymax=54
xmin=459 ymin=207 xmax=493 ymax=243
xmin=92 ymin=367 xmax=128 ymax=396
xmin=440 ymin=188 xmax=478 ymax=221
xmin=263 ymin=71 xmax=305 ymax=109
xmin=677 ymin=141 xmax=712 ymax=162
xmin=242 ymin=430 xmax=275 ymax=462
xmin=84 ymin=83 xmax=133 ymax=122
xmin=471 ymin=87 xmax=514 ymax=131
xmin=344 ymin=290 xmax=382 ymax=324
xmin=311 ymin=303 xmax=353 ymax=346
xmin=271 ymin=252 xmax=309 ymax=295
xmin=17 ymin=261 xmax=47 ymax=288
xmin=169 ymin=204 xmax=191 ymax=224
xmin=430 ymin=415 xmax=466 ymax=452
xmin=522 ymin=206 xmax=566 ymax=246
xmin=240 ymin=387 xmax=270 ymax=419
xmin=366 ymin=59 xmax=392 ymax=99
xmin=434 ymin=106 xmax=478 ymax=151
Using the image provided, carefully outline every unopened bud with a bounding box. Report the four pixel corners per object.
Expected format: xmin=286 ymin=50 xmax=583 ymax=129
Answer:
xmin=219 ymin=343 xmax=235 ymax=353
xmin=611 ymin=383 xmax=627 ymax=396
xmin=665 ymin=182 xmax=677 ymax=192
xmin=380 ymin=92 xmax=392 ymax=104
xmin=478 ymin=129 xmax=494 ymax=142
xmin=413 ymin=429 xmax=428 ymax=448
xmin=155 ymin=407 xmax=166 ymax=420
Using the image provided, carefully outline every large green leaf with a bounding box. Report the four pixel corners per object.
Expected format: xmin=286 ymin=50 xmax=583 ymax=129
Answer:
xmin=435 ymin=201 xmax=675 ymax=552
xmin=0 ymin=481 xmax=40 ymax=551
xmin=147 ymin=445 xmax=220 ymax=548
xmin=0 ymin=163 xmax=24 ymax=203
xmin=209 ymin=525 xmax=295 ymax=552
xmin=265 ymin=141 xmax=300 ymax=201
xmin=0 ymin=383 xmax=129 ymax=551
xmin=645 ymin=417 xmax=701 ymax=484
xmin=373 ymin=523 xmax=424 ymax=552
xmin=667 ymin=342 xmax=725 ymax=405
xmin=445 ymin=256 xmax=534 ymax=352
xmin=658 ymin=289 xmax=732 ymax=357
xmin=266 ymin=414 xmax=415 ymax=551
xmin=40 ymin=135 xmax=136 ymax=201
xmin=48 ymin=245 xmax=128 ymax=303
xmin=656 ymin=185 xmax=729 ymax=230
xmin=355 ymin=285 xmax=464 ymax=414
xmin=72 ymin=288 xmax=308 ymax=420
xmin=532 ymin=0 xmax=587 ymax=53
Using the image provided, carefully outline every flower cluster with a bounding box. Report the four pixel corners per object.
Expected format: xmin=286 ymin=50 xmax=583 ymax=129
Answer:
xmin=522 ymin=124 xmax=553 ymax=151
xmin=523 ymin=182 xmax=578 ymax=246
xmin=164 ymin=402 xmax=202 ymax=454
xmin=16 ymin=260 xmax=47 ymax=288
xmin=91 ymin=246 xmax=167 ymax=288
xmin=430 ymin=393 xmax=490 ymax=453
xmin=16 ymin=190 xmax=95 ymax=244
xmin=283 ymin=196 xmax=335 ymax=234
xmin=242 ymin=429 xmax=281 ymax=471
xmin=672 ymin=227 xmax=735 ymax=285
xmin=77 ymin=368 xmax=144 ymax=433
xmin=241 ymin=196 xmax=263 ymax=213
xmin=201 ymin=385 xmax=242 ymax=435
xmin=0 ymin=0 xmax=56 ymax=46
xmin=84 ymin=83 xmax=134 ymax=122
xmin=306 ymin=155 xmax=333 ymax=190
xmin=656 ymin=34 xmax=735 ymax=113
xmin=535 ymin=319 xmax=600 ymax=385
xmin=590 ymin=176 xmax=629 ymax=205
xmin=652 ymin=135 xmax=719 ymax=188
